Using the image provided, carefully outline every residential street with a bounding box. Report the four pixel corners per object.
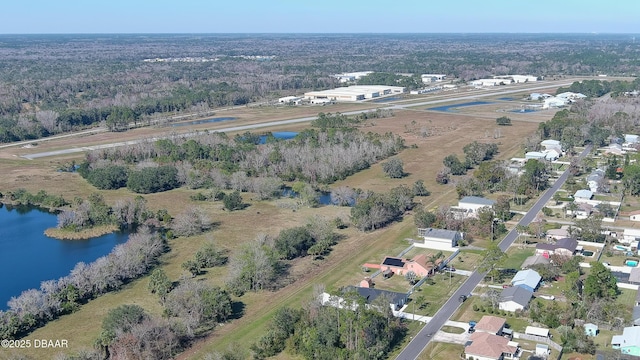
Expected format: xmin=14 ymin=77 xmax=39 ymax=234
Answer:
xmin=395 ymin=145 xmax=592 ymax=360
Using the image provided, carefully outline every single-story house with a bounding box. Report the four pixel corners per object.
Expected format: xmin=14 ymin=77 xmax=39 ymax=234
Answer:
xmin=566 ymin=202 xmax=593 ymax=219
xmin=625 ymin=134 xmax=639 ymax=144
xmin=622 ymin=229 xmax=640 ymax=245
xmin=574 ymin=189 xmax=594 ymax=201
xmin=540 ymin=139 xmax=561 ymax=149
xmin=605 ymin=143 xmax=625 ymax=156
xmin=378 ymin=253 xmax=437 ymax=278
xmin=417 ymin=227 xmax=463 ymax=249
xmin=511 ymin=269 xmax=542 ymax=292
xmin=499 ymin=286 xmax=533 ymax=312
xmin=465 ymin=331 xmax=519 ymax=360
xmin=535 ymin=238 xmax=578 ymax=258
xmin=629 ymin=210 xmax=640 ymax=222
xmin=521 ymin=254 xmax=550 ymax=269
xmin=546 ymin=227 xmax=570 ymax=241
xmin=629 ymin=268 xmax=640 ymax=285
xmin=456 ymin=196 xmax=496 ymax=218
xmin=525 ymin=151 xmax=546 ymax=161
xmin=612 ymin=326 xmax=640 ymax=356
xmin=525 ymin=326 xmax=550 ymax=338
xmin=586 ymin=169 xmax=605 ymax=193
xmin=544 ymin=149 xmax=561 ymax=161
xmin=585 ymin=323 xmax=599 ymax=336
xmin=535 ymin=344 xmax=550 ymax=357
xmin=341 ymin=286 xmax=408 ymax=310
xmin=475 ymin=315 xmax=506 ymax=335
xmin=634 ymin=306 xmax=640 ymax=326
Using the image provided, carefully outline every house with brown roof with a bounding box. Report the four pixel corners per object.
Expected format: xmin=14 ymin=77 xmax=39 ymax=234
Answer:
xmin=475 ymin=315 xmax=506 ymax=335
xmin=465 ymin=331 xmax=519 ymax=360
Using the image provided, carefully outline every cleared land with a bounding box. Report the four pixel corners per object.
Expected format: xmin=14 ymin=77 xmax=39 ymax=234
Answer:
xmin=0 ymin=88 xmax=554 ymax=359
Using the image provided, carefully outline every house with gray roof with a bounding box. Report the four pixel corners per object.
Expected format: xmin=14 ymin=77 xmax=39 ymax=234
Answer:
xmin=454 ymin=196 xmax=496 ymax=219
xmin=499 ymin=286 xmax=533 ymax=312
xmin=341 ymin=286 xmax=408 ymax=311
xmin=511 ymin=269 xmax=541 ymax=292
xmin=417 ymin=227 xmax=463 ymax=250
xmin=633 ymin=307 xmax=640 ymax=326
xmin=535 ymin=238 xmax=578 ymax=258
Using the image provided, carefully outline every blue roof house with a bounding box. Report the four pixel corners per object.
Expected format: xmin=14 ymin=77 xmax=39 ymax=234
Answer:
xmin=511 ymin=269 xmax=542 ymax=292
xmin=612 ymin=326 xmax=640 ymax=356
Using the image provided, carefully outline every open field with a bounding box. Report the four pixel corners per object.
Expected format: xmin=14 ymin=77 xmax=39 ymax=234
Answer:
xmin=0 ymin=92 xmax=552 ymax=359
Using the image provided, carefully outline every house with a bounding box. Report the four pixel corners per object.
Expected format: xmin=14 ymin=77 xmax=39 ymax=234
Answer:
xmin=535 ymin=344 xmax=550 ymax=357
xmin=566 ymin=202 xmax=593 ymax=219
xmin=475 ymin=315 xmax=506 ymax=335
xmin=633 ymin=307 xmax=640 ymax=326
xmin=499 ymin=286 xmax=533 ymax=312
xmin=629 ymin=210 xmax=640 ymax=222
xmin=574 ymin=189 xmax=593 ymax=201
xmin=544 ymin=148 xmax=561 ymax=161
xmin=525 ymin=326 xmax=550 ymax=338
xmin=586 ymin=169 xmax=605 ymax=193
xmin=378 ymin=253 xmax=437 ymax=278
xmin=456 ymin=196 xmax=496 ymax=218
xmin=585 ymin=323 xmax=599 ymax=336
xmin=540 ymin=139 xmax=561 ymax=150
xmin=612 ymin=326 xmax=640 ymax=356
xmin=535 ymin=238 xmax=578 ymax=258
xmin=546 ymin=227 xmax=570 ymax=241
xmin=629 ymin=268 xmax=640 ymax=285
xmin=625 ymin=134 xmax=639 ymax=144
xmin=622 ymin=229 xmax=640 ymax=245
xmin=342 ymin=286 xmax=408 ymax=310
xmin=511 ymin=269 xmax=541 ymax=292
xmin=521 ymin=254 xmax=550 ymax=269
xmin=525 ymin=151 xmax=546 ymax=161
xmin=465 ymin=331 xmax=519 ymax=360
xmin=417 ymin=227 xmax=463 ymax=249
xmin=605 ymin=143 xmax=625 ymax=156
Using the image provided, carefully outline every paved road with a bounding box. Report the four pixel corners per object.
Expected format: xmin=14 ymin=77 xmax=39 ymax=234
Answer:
xmin=18 ymin=81 xmax=573 ymax=159
xmin=395 ymin=145 xmax=592 ymax=360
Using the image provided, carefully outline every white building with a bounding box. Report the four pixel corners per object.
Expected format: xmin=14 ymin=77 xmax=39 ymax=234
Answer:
xmin=421 ymin=74 xmax=447 ymax=83
xmin=304 ymin=85 xmax=405 ymax=103
xmin=622 ymin=229 xmax=640 ymax=245
xmin=278 ymin=96 xmax=302 ymax=104
xmin=556 ymin=92 xmax=587 ymax=101
xmin=540 ymin=139 xmax=561 ymax=150
xmin=525 ymin=326 xmax=550 ymax=338
xmin=333 ymin=71 xmax=373 ymax=83
xmin=470 ymin=78 xmax=512 ymax=87
xmin=625 ymin=134 xmax=639 ymax=144
xmin=417 ymin=228 xmax=463 ymax=250
xmin=454 ymin=196 xmax=496 ymax=218
xmin=543 ymin=97 xmax=567 ymax=109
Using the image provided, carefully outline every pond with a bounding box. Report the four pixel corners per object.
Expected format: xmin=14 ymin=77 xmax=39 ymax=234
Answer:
xmin=0 ymin=204 xmax=129 ymax=310
xmin=171 ymin=116 xmax=237 ymax=127
xmin=428 ymin=101 xmax=495 ymax=112
xmin=259 ymin=131 xmax=299 ymax=144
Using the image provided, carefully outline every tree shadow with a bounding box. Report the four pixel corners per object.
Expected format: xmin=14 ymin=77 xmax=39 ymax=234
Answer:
xmin=229 ymin=301 xmax=245 ymax=320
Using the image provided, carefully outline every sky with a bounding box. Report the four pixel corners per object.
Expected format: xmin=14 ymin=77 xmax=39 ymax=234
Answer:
xmin=1 ymin=0 xmax=639 ymax=34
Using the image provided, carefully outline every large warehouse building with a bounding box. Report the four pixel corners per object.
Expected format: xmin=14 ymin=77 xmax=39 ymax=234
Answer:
xmin=304 ymin=85 xmax=405 ymax=103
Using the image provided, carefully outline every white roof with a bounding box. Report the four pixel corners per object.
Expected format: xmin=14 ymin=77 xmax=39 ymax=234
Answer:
xmin=525 ymin=326 xmax=549 ymax=337
xmin=541 ymin=139 xmax=560 ymax=147
xmin=574 ymin=189 xmax=593 ymax=199
xmin=459 ymin=196 xmax=495 ymax=206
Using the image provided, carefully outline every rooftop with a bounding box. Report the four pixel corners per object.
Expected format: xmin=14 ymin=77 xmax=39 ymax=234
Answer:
xmin=500 ymin=285 xmax=533 ymax=306
xmin=459 ymin=196 xmax=496 ymax=206
xmin=418 ymin=227 xmax=461 ymax=240
xmin=466 ymin=331 xmax=516 ymax=359
xmin=475 ymin=315 xmax=506 ymax=334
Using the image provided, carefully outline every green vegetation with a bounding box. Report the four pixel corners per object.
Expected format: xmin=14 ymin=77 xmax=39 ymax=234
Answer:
xmin=496 ymin=116 xmax=512 ymax=126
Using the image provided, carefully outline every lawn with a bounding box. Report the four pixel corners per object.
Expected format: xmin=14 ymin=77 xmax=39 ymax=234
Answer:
xmin=410 ymin=272 xmax=468 ymax=316
xmin=417 ymin=342 xmax=464 ymax=360
xmin=502 ymin=247 xmax=535 ymax=269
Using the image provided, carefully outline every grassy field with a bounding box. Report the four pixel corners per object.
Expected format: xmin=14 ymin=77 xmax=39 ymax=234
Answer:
xmin=0 ymin=91 xmax=550 ymax=360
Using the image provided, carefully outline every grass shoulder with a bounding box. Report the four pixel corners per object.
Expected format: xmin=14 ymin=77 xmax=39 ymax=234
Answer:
xmin=44 ymin=224 xmax=120 ymax=240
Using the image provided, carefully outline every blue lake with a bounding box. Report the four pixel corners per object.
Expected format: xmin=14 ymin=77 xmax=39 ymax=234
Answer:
xmin=258 ymin=131 xmax=299 ymax=144
xmin=0 ymin=204 xmax=129 ymax=310
xmin=428 ymin=101 xmax=495 ymax=112
xmin=171 ymin=116 xmax=237 ymax=127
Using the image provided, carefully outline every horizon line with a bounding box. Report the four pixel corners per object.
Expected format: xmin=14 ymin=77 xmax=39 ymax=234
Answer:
xmin=1 ymin=32 xmax=639 ymax=36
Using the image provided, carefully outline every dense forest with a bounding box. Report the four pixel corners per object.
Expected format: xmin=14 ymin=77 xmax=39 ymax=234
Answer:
xmin=1 ymin=33 xmax=640 ymax=142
